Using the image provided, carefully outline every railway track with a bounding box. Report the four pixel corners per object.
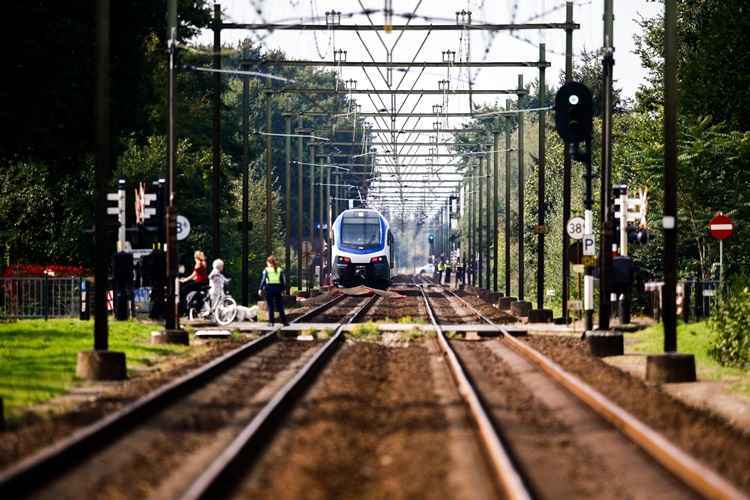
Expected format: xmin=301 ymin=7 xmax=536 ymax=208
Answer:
xmin=417 ymin=279 xmax=747 ymax=500
xmin=0 ymin=292 xmax=376 ymax=499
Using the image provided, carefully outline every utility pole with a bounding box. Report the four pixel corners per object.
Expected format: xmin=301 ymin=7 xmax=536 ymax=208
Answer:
xmin=644 ymin=0 xmax=695 ymax=383
xmin=296 ymin=116 xmax=304 ymax=293
xmin=599 ymin=0 xmax=614 ymax=331
xmin=478 ymin=156 xmax=484 ymax=288
xmin=308 ymin=143 xmax=315 ymax=291
xmin=493 ymin=131 xmax=500 ymax=292
xmin=94 ymin=0 xmax=111 ymax=353
xmin=265 ymin=80 xmax=273 ymax=257
xmin=517 ymin=75 xmax=525 ymax=301
xmin=562 ymin=1 xmax=574 ymax=323
xmin=319 ymin=156 xmax=325 ymax=286
xmin=211 ymin=3 xmax=221 ymax=259
xmin=536 ymin=44 xmax=547 ymax=312
xmin=485 ymin=150 xmax=492 ymax=290
xmin=663 ymin=0 xmax=678 ymax=351
xmin=284 ymin=116 xmax=292 ymax=294
xmin=505 ymin=99 xmax=513 ymax=297
xmin=241 ymin=69 xmax=249 ymax=306
xmin=76 ymin=0 xmax=127 ymax=381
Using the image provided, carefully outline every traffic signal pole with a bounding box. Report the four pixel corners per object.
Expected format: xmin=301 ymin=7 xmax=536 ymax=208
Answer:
xmin=598 ymin=0 xmax=614 ymax=331
xmin=562 ymin=2 xmax=574 ymax=324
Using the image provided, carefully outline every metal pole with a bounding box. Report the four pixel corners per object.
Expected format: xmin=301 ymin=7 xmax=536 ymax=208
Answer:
xmin=493 ymin=132 xmax=500 ymax=292
xmin=241 ymin=72 xmax=249 ymax=306
xmin=308 ymin=144 xmax=315 ymax=291
xmin=165 ymin=1 xmax=179 ymax=331
xmin=326 ymin=166 xmax=331 ymax=286
xmin=468 ymin=164 xmax=474 ymax=286
xmin=663 ymin=0 xmax=678 ymax=350
xmin=517 ymin=75 xmax=525 ymax=301
xmin=584 ymin=138 xmax=595 ymax=331
xmin=562 ymin=1 xmax=574 ymax=323
xmin=297 ymin=116 xmax=304 ymax=293
xmin=284 ymin=117 xmax=292 ymax=294
xmin=478 ymin=157 xmax=484 ymax=289
xmin=485 ymin=151 xmax=492 ymax=290
xmin=211 ymin=3 xmax=221 ymax=259
xmin=265 ymin=80 xmax=273 ymax=257
xmin=599 ymin=0 xmax=614 ymax=331
xmin=319 ymin=156 xmax=324 ymax=286
xmin=537 ymin=44 xmax=547 ymax=310
xmin=505 ymin=100 xmax=512 ymax=296
xmin=94 ymin=0 xmax=110 ymax=349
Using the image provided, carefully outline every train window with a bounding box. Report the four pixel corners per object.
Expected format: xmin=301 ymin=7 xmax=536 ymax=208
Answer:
xmin=341 ymin=216 xmax=381 ymax=247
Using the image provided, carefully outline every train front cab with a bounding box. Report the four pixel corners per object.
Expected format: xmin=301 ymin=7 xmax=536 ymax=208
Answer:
xmin=332 ymin=211 xmax=393 ymax=287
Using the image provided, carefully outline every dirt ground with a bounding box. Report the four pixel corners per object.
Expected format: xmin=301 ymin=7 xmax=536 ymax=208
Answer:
xmin=0 ymin=336 xmax=248 ymax=468
xmin=235 ymin=340 xmax=498 ymax=500
xmin=526 ymin=335 xmax=750 ymax=494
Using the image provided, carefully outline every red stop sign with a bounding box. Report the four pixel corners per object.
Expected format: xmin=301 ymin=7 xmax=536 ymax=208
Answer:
xmin=709 ymin=213 xmax=733 ymax=240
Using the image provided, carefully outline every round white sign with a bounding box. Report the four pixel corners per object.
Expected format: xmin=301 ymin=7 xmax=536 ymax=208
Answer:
xmin=176 ymin=215 xmax=191 ymax=241
xmin=566 ymin=216 xmax=585 ymax=240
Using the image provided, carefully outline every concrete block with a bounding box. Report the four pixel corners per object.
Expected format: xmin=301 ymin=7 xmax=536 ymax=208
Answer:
xmin=151 ymin=329 xmax=190 ymax=345
xmin=76 ymin=350 xmax=127 ymax=381
xmin=510 ymin=300 xmax=532 ymax=317
xmin=586 ymin=331 xmax=624 ymax=357
xmin=528 ymin=309 xmax=553 ymax=323
xmin=646 ymin=353 xmax=697 ymax=383
xmin=498 ymin=297 xmax=517 ymax=310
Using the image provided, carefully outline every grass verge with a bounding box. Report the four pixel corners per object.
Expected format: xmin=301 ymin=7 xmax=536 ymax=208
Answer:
xmin=0 ymin=319 xmax=188 ymax=417
xmin=629 ymin=321 xmax=750 ymax=398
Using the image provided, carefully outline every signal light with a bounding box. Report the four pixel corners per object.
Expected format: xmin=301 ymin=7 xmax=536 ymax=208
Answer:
xmin=555 ymin=81 xmax=593 ymax=144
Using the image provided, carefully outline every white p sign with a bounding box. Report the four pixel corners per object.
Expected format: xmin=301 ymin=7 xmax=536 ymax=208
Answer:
xmin=583 ymin=234 xmax=596 ymax=256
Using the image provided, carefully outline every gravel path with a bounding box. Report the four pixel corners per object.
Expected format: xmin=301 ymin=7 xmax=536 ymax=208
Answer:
xmin=526 ymin=335 xmax=750 ymax=495
xmin=236 ymin=341 xmax=497 ymax=499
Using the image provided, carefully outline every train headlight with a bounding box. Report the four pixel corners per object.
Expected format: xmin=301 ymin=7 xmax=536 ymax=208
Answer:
xmin=337 ymin=256 xmax=351 ymax=264
xmin=370 ymin=256 xmax=384 ymax=263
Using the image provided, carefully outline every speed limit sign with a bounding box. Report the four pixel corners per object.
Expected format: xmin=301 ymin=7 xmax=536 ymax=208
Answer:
xmin=566 ymin=216 xmax=585 ymax=240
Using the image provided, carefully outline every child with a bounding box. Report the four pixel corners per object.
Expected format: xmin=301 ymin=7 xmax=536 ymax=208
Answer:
xmin=209 ymin=258 xmax=230 ymax=308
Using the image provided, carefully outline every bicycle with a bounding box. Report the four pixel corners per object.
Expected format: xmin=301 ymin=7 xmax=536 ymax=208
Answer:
xmin=186 ymin=287 xmax=237 ymax=326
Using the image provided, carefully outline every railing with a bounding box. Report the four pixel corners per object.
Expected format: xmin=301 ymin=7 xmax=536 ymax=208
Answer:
xmin=0 ymin=277 xmax=81 ymax=319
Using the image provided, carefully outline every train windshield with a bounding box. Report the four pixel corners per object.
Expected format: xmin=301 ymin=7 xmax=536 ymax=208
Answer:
xmin=340 ymin=215 xmax=382 ymax=247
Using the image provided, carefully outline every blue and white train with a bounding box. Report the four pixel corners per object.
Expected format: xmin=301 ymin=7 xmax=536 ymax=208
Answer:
xmin=331 ymin=208 xmax=394 ymax=287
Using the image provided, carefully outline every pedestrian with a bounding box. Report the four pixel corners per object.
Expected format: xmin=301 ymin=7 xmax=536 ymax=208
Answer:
xmin=208 ymin=258 xmax=230 ymax=308
xmin=258 ymin=255 xmax=289 ymax=326
xmin=180 ymin=250 xmax=208 ymax=313
xmin=436 ymin=257 xmax=445 ymax=285
xmin=456 ymin=258 xmax=465 ymax=289
xmin=444 ymin=258 xmax=453 ymax=287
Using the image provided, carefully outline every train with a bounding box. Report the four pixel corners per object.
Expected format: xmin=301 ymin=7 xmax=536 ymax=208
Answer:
xmin=331 ymin=208 xmax=394 ymax=287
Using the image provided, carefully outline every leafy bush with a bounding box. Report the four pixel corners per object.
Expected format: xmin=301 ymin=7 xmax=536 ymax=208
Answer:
xmin=709 ymin=288 xmax=750 ymax=368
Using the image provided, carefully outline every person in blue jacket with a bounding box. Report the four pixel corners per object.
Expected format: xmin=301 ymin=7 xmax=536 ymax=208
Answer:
xmin=258 ymin=255 xmax=289 ymax=326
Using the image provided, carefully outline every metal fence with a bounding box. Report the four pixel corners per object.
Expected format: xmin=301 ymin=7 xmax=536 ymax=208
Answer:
xmin=0 ymin=277 xmax=81 ymax=319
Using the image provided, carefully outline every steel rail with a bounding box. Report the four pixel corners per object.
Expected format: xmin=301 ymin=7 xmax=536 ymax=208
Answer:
xmin=180 ymin=294 xmax=379 ymax=500
xmin=443 ymin=289 xmax=748 ymax=500
xmin=415 ymin=280 xmax=532 ymax=500
xmin=0 ymin=293 xmax=347 ymax=497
